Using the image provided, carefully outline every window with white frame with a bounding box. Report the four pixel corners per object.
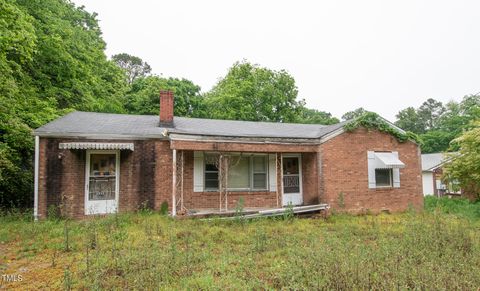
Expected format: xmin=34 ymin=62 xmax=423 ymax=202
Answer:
xmin=204 ymin=157 xmax=219 ymax=190
xmin=367 ymin=151 xmax=404 ymax=189
xmin=375 ymin=168 xmax=393 ymax=187
xmin=203 ymin=154 xmax=268 ymax=191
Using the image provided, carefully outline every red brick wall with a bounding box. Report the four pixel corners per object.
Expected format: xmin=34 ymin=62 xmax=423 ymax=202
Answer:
xmin=179 ymin=151 xmax=280 ymax=210
xmin=37 ymin=138 xmax=172 ymax=219
xmin=302 ymin=152 xmax=319 ymax=205
xmin=159 ymin=90 xmax=174 ymax=126
xmin=319 ymin=128 xmax=423 ymax=213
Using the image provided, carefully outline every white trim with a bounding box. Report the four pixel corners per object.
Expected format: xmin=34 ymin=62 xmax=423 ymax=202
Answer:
xmin=84 ymin=150 xmax=120 ymax=215
xmin=319 ymin=128 xmax=345 ymax=144
xmin=59 ymin=142 xmax=134 ymax=151
xmin=34 ymin=136 xmax=39 ymax=221
xmin=172 ymin=149 xmax=177 ymax=216
xmin=281 ymin=153 xmax=303 ymax=206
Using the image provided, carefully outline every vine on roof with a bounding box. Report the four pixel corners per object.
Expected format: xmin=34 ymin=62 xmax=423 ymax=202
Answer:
xmin=343 ymin=112 xmax=421 ymax=143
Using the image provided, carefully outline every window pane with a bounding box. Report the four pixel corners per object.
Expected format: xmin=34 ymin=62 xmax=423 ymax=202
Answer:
xmin=205 ymin=179 xmax=219 ymax=189
xmin=205 ymin=172 xmax=218 ymax=180
xmin=283 ymin=157 xmax=299 ymax=175
xmin=90 ymin=154 xmax=116 ymax=176
xmin=228 ymin=157 xmax=250 ymax=188
xmin=375 ymin=169 xmax=392 ymax=187
xmin=205 ymin=163 xmax=218 ymax=172
xmin=253 ymin=156 xmax=266 ymax=172
xmin=89 ymin=154 xmax=116 ymax=200
xmin=253 ymin=173 xmax=267 ymax=189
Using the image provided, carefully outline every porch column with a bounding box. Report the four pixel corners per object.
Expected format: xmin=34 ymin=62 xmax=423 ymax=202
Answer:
xmin=172 ymin=149 xmax=177 ymax=216
xmin=34 ymin=136 xmax=39 ymax=221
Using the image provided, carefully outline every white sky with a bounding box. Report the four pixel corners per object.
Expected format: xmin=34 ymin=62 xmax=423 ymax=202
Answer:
xmin=73 ymin=0 xmax=480 ymax=121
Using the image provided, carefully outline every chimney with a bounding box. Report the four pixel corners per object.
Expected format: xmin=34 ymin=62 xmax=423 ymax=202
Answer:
xmin=159 ymin=90 xmax=174 ymax=127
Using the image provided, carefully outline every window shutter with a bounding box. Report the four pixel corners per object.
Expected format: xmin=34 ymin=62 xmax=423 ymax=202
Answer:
xmin=392 ymin=151 xmax=401 ymax=188
xmin=367 ymin=151 xmax=376 ymax=189
xmin=268 ymin=154 xmax=277 ymax=192
xmin=193 ymin=151 xmax=204 ymax=192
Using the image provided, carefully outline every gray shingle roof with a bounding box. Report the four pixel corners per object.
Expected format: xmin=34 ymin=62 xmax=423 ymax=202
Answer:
xmin=421 ymin=153 xmax=446 ymax=171
xmin=34 ymin=111 xmax=348 ymax=139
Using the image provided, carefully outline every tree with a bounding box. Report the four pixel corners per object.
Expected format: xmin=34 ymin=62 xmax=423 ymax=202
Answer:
xmin=394 ymin=96 xmax=480 ymax=153
xmin=125 ymin=76 xmax=204 ymax=117
xmin=395 ymin=107 xmax=425 ymax=133
xmin=443 ymin=121 xmax=480 ymax=200
xmin=203 ymin=61 xmax=305 ymax=122
xmin=417 ymin=98 xmax=446 ymax=130
xmin=0 ymin=0 xmax=128 ymax=208
xmin=298 ymin=108 xmax=339 ymax=125
xmin=341 ymin=108 xmax=367 ymax=121
xmin=112 ymin=53 xmax=152 ymax=84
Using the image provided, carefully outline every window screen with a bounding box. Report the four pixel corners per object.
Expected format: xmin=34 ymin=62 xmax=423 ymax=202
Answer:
xmin=204 ymin=157 xmax=219 ymax=190
xmin=228 ymin=157 xmax=250 ymax=189
xmin=252 ymin=156 xmax=267 ymax=189
xmin=375 ymin=169 xmax=392 ymax=187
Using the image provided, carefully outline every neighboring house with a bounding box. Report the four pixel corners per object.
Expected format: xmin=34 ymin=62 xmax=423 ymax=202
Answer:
xmin=33 ymin=91 xmax=423 ymax=219
xmin=421 ymin=153 xmax=461 ymax=197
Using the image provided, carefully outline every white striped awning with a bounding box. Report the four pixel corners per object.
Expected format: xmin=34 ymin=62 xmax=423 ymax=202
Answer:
xmin=59 ymin=142 xmax=134 ymax=151
xmin=374 ymin=152 xmax=405 ymax=168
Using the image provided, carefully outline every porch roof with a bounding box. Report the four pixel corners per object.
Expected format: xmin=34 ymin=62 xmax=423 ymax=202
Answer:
xmin=59 ymin=142 xmax=134 ymax=151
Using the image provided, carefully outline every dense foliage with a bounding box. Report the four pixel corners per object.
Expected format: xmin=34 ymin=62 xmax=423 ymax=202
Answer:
xmin=124 ymin=75 xmax=205 ymax=117
xmin=112 ymin=53 xmax=152 ymax=85
xmin=395 ymin=95 xmax=480 ymax=153
xmin=344 ymin=112 xmax=420 ymax=143
xmin=203 ymin=61 xmax=304 ymax=122
xmin=1 ymin=200 xmax=480 ymax=289
xmin=0 ymin=0 xmax=128 ymax=208
xmin=443 ymin=122 xmax=480 ymax=199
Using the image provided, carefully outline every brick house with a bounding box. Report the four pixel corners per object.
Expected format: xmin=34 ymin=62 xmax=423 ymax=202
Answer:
xmin=33 ymin=91 xmax=423 ymax=219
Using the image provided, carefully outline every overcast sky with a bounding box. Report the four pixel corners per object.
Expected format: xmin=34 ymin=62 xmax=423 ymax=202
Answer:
xmin=73 ymin=0 xmax=479 ymax=121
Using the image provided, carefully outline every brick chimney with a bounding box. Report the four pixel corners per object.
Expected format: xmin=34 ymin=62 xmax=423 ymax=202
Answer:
xmin=159 ymin=90 xmax=174 ymax=127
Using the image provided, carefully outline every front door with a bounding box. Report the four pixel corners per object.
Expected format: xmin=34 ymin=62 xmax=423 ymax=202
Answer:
xmin=282 ymin=155 xmax=303 ymax=206
xmin=85 ymin=151 xmax=119 ymax=215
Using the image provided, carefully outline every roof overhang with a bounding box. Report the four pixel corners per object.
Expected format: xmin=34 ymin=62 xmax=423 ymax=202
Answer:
xmin=374 ymin=152 xmax=405 ymax=169
xmin=59 ymin=142 xmax=134 ymax=151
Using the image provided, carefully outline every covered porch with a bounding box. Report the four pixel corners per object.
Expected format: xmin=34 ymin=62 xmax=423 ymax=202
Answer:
xmin=169 ymin=137 xmax=321 ymax=217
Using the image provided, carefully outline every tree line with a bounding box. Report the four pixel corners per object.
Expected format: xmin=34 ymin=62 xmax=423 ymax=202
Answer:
xmin=0 ymin=0 xmax=478 ymax=207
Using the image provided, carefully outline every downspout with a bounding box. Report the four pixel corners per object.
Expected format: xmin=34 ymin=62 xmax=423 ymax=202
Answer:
xmin=172 ymin=149 xmax=177 ymax=216
xmin=34 ymin=136 xmax=39 ymax=221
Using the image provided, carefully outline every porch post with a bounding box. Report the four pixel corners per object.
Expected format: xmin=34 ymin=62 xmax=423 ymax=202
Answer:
xmin=172 ymin=149 xmax=177 ymax=216
xmin=280 ymin=153 xmax=284 ymax=207
xmin=34 ymin=136 xmax=39 ymax=221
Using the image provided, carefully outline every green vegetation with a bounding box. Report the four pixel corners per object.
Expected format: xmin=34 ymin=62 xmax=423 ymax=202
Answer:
xmin=424 ymin=196 xmax=480 ymax=220
xmin=1 ymin=197 xmax=479 ymax=289
xmin=395 ymin=96 xmax=480 ymax=153
xmin=344 ymin=112 xmax=420 ymax=143
xmin=443 ymin=121 xmax=480 ymax=200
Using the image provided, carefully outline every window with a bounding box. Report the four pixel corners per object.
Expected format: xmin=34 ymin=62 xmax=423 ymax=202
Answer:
xmin=204 ymin=156 xmax=219 ymax=190
xmin=375 ymin=169 xmax=393 ymax=187
xmin=203 ymin=154 xmax=268 ymax=191
xmin=252 ymin=156 xmax=267 ymax=189
xmin=228 ymin=156 xmax=250 ymax=189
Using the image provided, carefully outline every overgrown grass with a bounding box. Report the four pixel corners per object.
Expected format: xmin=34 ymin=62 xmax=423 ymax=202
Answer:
xmin=1 ymin=198 xmax=479 ymax=289
xmin=425 ymin=195 xmax=480 ymax=220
